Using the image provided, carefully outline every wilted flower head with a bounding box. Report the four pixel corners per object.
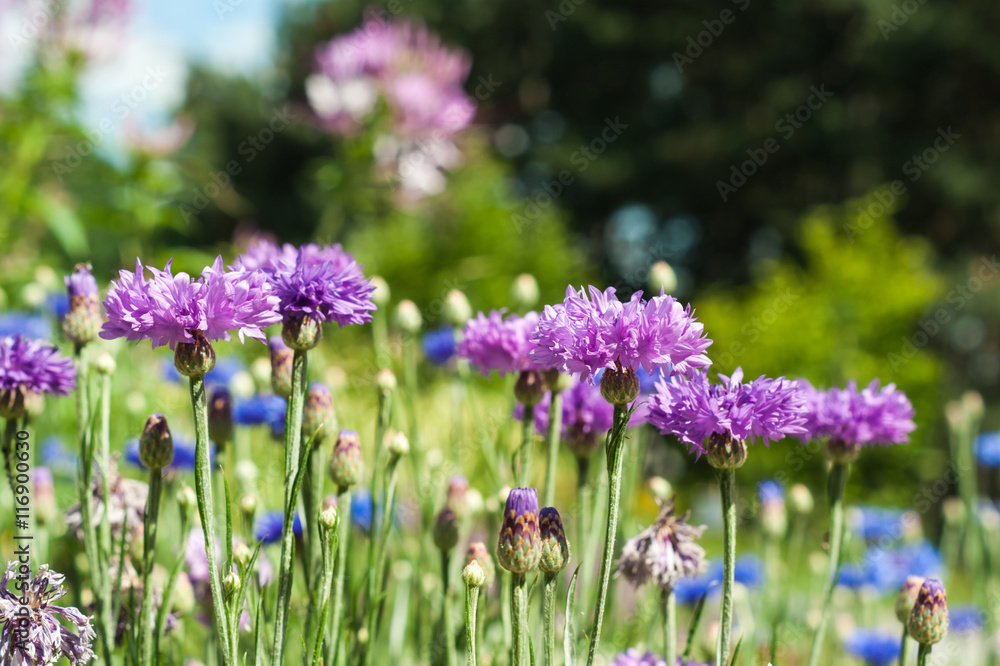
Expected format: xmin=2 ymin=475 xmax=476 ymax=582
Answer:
xmin=0 ymin=335 xmax=76 ymax=418
xmin=648 ymin=368 xmax=807 ymax=459
xmin=801 ymin=379 xmax=915 ymax=451
xmin=66 ymin=458 xmax=147 ymax=543
xmin=101 ymin=257 xmax=281 ymax=349
xmin=844 ymin=630 xmax=900 ymax=666
xmin=616 ymin=497 xmax=707 ymax=592
xmin=458 ymin=310 xmax=540 ymax=376
xmin=496 ymin=487 xmax=541 ymax=573
xmin=0 ymin=561 xmax=96 ymax=665
xmin=529 ymin=285 xmax=712 ymax=383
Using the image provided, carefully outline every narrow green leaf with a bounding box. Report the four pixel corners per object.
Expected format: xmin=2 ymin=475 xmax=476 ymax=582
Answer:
xmin=730 ymin=633 xmax=745 ymax=666
xmin=563 ymin=565 xmax=580 ymax=666
xmin=682 ymin=588 xmax=710 ymax=662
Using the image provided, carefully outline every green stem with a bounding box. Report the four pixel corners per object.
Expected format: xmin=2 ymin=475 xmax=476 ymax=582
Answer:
xmin=543 ymin=574 xmax=557 ymax=666
xmin=575 ymin=456 xmax=591 ymax=609
xmin=518 ymin=404 xmax=535 ymax=487
xmin=190 ymin=375 xmax=234 ymax=666
xmin=716 ymin=469 xmax=737 ymax=666
xmin=271 ymin=349 xmax=308 ymax=666
xmin=511 ymin=572 xmax=529 ymax=666
xmin=309 ymin=519 xmax=338 ymax=666
xmin=663 ymin=587 xmax=676 ymax=666
xmin=585 ymin=403 xmax=630 ymax=666
xmin=368 ymin=455 xmax=403 ymax=652
xmin=543 ymin=391 xmax=563 ymax=508
xmin=465 ymin=579 xmax=481 ymax=666
xmin=156 ymin=509 xmax=190 ymax=657
xmin=807 ymin=461 xmax=849 ymax=666
xmin=501 ymin=569 xmax=513 ymax=658
xmin=328 ymin=489 xmax=352 ymax=666
xmin=303 ymin=441 xmax=323 ymax=644
xmin=139 ymin=471 xmax=163 ymax=666
xmin=442 ymin=551 xmax=456 ymax=666
xmin=98 ymin=371 xmax=114 ymax=658
xmin=916 ymin=642 xmax=932 ymax=666
xmin=900 ymin=626 xmax=911 ymax=666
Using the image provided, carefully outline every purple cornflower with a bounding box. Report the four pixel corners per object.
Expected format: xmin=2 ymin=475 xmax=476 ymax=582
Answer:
xmin=648 ymin=367 xmax=807 ymax=458
xmin=515 ymin=378 xmax=614 ymax=458
xmin=101 ymin=256 xmax=281 ymax=349
xmin=234 ymin=239 xmax=376 ymax=328
xmin=458 ymin=310 xmax=540 ymax=376
xmin=616 ymin=498 xmax=707 ymax=592
xmin=609 ymin=649 xmax=666 ymax=666
xmin=0 ymin=335 xmax=76 ymax=397
xmin=801 ymin=379 xmax=915 ymax=448
xmin=0 ymin=561 xmax=96 ymax=665
xmin=529 ymin=285 xmax=712 ymax=383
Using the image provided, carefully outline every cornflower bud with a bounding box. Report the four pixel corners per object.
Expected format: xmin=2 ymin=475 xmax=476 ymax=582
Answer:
xmin=434 ymin=507 xmax=459 ymax=553
xmin=140 ymin=413 xmax=174 ymax=471
xmin=269 ymin=335 xmax=294 ymax=397
xmin=496 ymin=487 xmax=541 ymax=574
xmin=329 ymin=429 xmax=364 ymax=491
xmin=538 ymin=507 xmax=570 ymax=574
xmin=907 ymin=578 xmax=948 ymax=646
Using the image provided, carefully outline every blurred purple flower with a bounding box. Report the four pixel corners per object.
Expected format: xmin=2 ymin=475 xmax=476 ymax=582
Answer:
xmin=101 ymin=257 xmax=281 ymax=349
xmin=516 ymin=377 xmax=615 ymax=444
xmin=529 ymin=285 xmax=712 ymax=383
xmin=800 ymin=379 xmax=915 ymax=446
xmin=458 ymin=310 xmax=540 ymax=376
xmin=648 ymin=368 xmax=807 ymax=456
xmin=0 ymin=334 xmax=76 ymax=395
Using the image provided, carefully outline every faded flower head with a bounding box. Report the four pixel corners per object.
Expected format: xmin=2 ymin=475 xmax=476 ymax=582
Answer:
xmin=496 ymin=487 xmax=542 ymax=574
xmin=801 ymin=379 xmax=916 ymax=459
xmin=648 ymin=368 xmax=807 ymax=459
xmin=101 ymin=256 xmax=281 ymax=350
xmin=538 ymin=507 xmax=570 ymax=574
xmin=616 ymin=497 xmax=707 ymax=592
xmin=0 ymin=335 xmax=76 ymax=418
xmin=458 ymin=310 xmax=540 ymax=376
xmin=529 ymin=285 xmax=712 ymax=383
xmin=0 ymin=561 xmax=96 ymax=665
xmin=65 ymin=457 xmax=147 ymax=544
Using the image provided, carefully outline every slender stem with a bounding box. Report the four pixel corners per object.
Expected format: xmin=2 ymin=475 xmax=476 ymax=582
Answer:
xmin=575 ymin=456 xmax=591 ymax=610
xmin=518 ymin=404 xmax=536 ymax=487
xmin=328 ymin=489 xmax=352 ymax=666
xmin=511 ymin=572 xmax=529 ymax=666
xmin=271 ymin=349 xmax=308 ymax=666
xmin=807 ymin=461 xmax=849 ymax=666
xmin=916 ymin=643 xmax=932 ymax=666
xmin=309 ymin=519 xmax=338 ymax=666
xmin=139 ymin=471 xmax=163 ymax=666
xmin=543 ymin=390 xmax=563 ymax=508
xmin=585 ymin=403 xmax=629 ymax=666
xmin=442 ymin=550 xmax=457 ymax=666
xmin=663 ymin=587 xmax=676 ymax=666
xmin=156 ymin=509 xmax=190 ymax=656
xmin=190 ymin=375 xmax=234 ymax=665
xmin=543 ymin=574 xmax=557 ymax=666
xmin=368 ymin=455 xmax=403 ymax=651
xmin=501 ymin=569 xmax=513 ymax=658
xmin=716 ymin=469 xmax=737 ymax=666
xmin=900 ymin=626 xmax=911 ymax=666
xmin=302 ymin=441 xmax=323 ymax=646
xmin=362 ymin=388 xmax=393 ymax=665
xmin=465 ymin=580 xmax=481 ymax=666
xmin=98 ymin=371 xmax=114 ymax=658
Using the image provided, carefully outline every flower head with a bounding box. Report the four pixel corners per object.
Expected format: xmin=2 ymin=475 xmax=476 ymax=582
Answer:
xmin=496 ymin=487 xmax=541 ymax=574
xmin=616 ymin=498 xmax=707 ymax=592
xmin=66 ymin=458 xmax=147 ymax=543
xmin=801 ymin=379 xmax=916 ymax=450
xmin=458 ymin=310 xmax=540 ymax=376
xmin=609 ymin=649 xmax=665 ymax=666
xmin=976 ymin=432 xmax=1000 ymax=468
xmin=0 ymin=561 xmax=96 ymax=665
xmin=538 ymin=507 xmax=570 ymax=574
xmin=908 ymin=578 xmax=948 ymax=645
xmin=844 ymin=630 xmax=900 ymax=666
xmin=529 ymin=285 xmax=712 ymax=382
xmin=0 ymin=335 xmax=76 ymax=407
xmin=101 ymin=257 xmax=281 ymax=349
xmin=422 ymin=327 xmax=456 ymax=365
xmin=63 ymin=263 xmax=102 ymax=345
xmin=648 ymin=368 xmax=807 ymax=458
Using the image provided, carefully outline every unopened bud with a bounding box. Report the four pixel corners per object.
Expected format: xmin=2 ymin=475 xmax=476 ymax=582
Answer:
xmin=444 ymin=290 xmax=472 ymax=327
xmin=395 ymin=300 xmax=423 ymax=333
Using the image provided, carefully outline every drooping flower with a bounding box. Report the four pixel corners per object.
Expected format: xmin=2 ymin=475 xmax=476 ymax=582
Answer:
xmin=100 ymin=257 xmax=281 ymax=350
xmin=0 ymin=561 xmax=96 ymax=665
xmin=422 ymin=327 xmax=456 ymax=365
xmin=648 ymin=368 xmax=807 ymax=463
xmin=458 ymin=310 xmax=540 ymax=376
xmin=844 ymin=629 xmax=900 ymax=666
xmin=801 ymin=379 xmax=915 ymax=455
xmin=616 ymin=498 xmax=707 ymax=592
xmin=0 ymin=335 xmax=76 ymax=417
xmin=529 ymin=285 xmax=712 ymax=383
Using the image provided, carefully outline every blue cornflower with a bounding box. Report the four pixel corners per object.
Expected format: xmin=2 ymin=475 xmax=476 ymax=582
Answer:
xmin=125 ymin=435 xmax=211 ymax=471
xmin=41 ymin=436 xmax=77 ymax=476
xmin=976 ymin=432 xmax=1000 ymax=468
xmin=255 ymin=511 xmax=303 ymax=544
xmin=949 ymin=605 xmax=985 ymax=632
xmin=673 ymin=575 xmax=716 ymax=605
xmin=0 ymin=311 xmax=52 ymax=340
xmin=852 ymin=506 xmax=906 ymax=542
xmin=844 ymin=629 xmax=900 ymax=666
xmin=351 ymin=489 xmax=376 ymax=533
xmin=46 ymin=293 xmax=70 ymax=320
xmin=867 ymin=540 xmax=943 ymax=593
xmin=757 ymin=479 xmax=784 ymax=505
xmin=234 ymin=394 xmax=287 ymax=431
xmin=837 ymin=563 xmax=874 ymax=590
xmin=422 ymin=327 xmax=456 ymax=365
xmin=707 ymin=556 xmax=762 ymax=588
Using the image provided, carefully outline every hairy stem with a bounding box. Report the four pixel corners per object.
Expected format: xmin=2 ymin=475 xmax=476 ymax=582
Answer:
xmin=807 ymin=461 xmax=849 ymax=666
xmin=717 ymin=469 xmax=737 ymax=666
xmin=511 ymin=572 xmax=529 ymax=666
xmin=464 ymin=579 xmax=481 ymax=666
xmin=663 ymin=587 xmax=676 ymax=666
xmin=327 ymin=489 xmax=352 ymax=666
xmin=543 ymin=573 xmax=557 ymax=666
xmin=139 ymin=471 xmax=163 ymax=666
xmin=543 ymin=390 xmax=563 ymax=508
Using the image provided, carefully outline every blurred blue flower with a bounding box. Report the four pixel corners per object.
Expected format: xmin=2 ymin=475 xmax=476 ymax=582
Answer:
xmin=707 ymin=556 xmax=762 ymax=588
xmin=949 ymin=605 xmax=986 ymax=632
xmin=0 ymin=311 xmax=52 ymax=340
xmin=255 ymin=511 xmax=303 ymax=544
xmin=673 ymin=575 xmax=715 ymax=605
xmin=351 ymin=489 xmax=375 ymax=532
xmin=844 ymin=629 xmax=900 ymax=666
xmin=163 ymin=357 xmax=246 ymax=386
xmin=41 ymin=436 xmax=77 ymax=476
xmin=851 ymin=507 xmax=906 ymax=542
xmin=124 ymin=436 xmax=211 ymax=471
xmin=635 ymin=366 xmax=668 ymax=393
xmin=234 ymin=394 xmax=287 ymax=432
xmin=422 ymin=327 xmax=456 ymax=365
xmin=837 ymin=563 xmax=873 ymax=590
xmin=757 ymin=479 xmax=784 ymax=505
xmin=976 ymin=432 xmax=1000 ymax=468
xmin=867 ymin=540 xmax=942 ymax=593
xmin=46 ymin=292 xmax=70 ymax=320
